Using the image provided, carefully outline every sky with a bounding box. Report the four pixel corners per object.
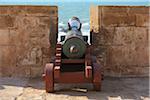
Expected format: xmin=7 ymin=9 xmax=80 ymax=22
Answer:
xmin=0 ymin=0 xmax=149 ymax=5
xmin=0 ymin=0 xmax=149 ymax=3
xmin=50 ymin=0 xmax=149 ymax=2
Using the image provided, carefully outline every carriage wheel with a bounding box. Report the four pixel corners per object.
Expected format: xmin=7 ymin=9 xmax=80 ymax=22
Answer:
xmin=44 ymin=63 xmax=54 ymax=92
xmin=93 ymin=63 xmax=102 ymax=91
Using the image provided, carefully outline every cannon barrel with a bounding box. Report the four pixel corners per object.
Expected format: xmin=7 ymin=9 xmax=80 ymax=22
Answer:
xmin=62 ymin=30 xmax=86 ymax=58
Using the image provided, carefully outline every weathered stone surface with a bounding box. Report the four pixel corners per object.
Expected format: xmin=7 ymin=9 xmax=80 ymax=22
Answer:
xmin=42 ymin=47 xmax=51 ymax=58
xmin=105 ymin=45 xmax=149 ymax=75
xmin=0 ymin=6 xmax=58 ymax=77
xmin=102 ymin=6 xmax=129 ymax=15
xmin=91 ymin=6 xmax=149 ymax=76
xmin=0 ymin=78 xmax=28 ymax=99
xmin=0 ymin=5 xmax=149 ymax=77
xmin=39 ymin=16 xmax=54 ymax=28
xmin=108 ymin=96 xmax=121 ymax=100
xmin=0 ymin=15 xmax=15 ymax=29
xmin=136 ymin=14 xmax=149 ymax=27
xmin=0 ymin=30 xmax=10 ymax=45
xmin=0 ymin=46 xmax=16 ymax=77
xmin=17 ymin=87 xmax=45 ymax=100
xmin=0 ymin=6 xmax=58 ymax=17
xmin=10 ymin=22 xmax=49 ymax=67
xmin=24 ymin=6 xmax=58 ymax=17
xmin=16 ymin=46 xmax=43 ymax=66
xmin=30 ymin=67 xmax=43 ymax=77
xmin=90 ymin=6 xmax=100 ymax=33
xmin=0 ymin=46 xmax=16 ymax=67
xmin=102 ymin=14 xmax=135 ymax=27
xmin=0 ymin=6 xmax=26 ymax=15
xmin=129 ymin=7 xmax=149 ymax=14
xmin=97 ymin=27 xmax=115 ymax=45
xmin=108 ymin=45 xmax=148 ymax=66
xmin=13 ymin=66 xmax=31 ymax=77
xmin=0 ymin=6 xmax=9 ymax=14
xmin=114 ymin=27 xmax=148 ymax=46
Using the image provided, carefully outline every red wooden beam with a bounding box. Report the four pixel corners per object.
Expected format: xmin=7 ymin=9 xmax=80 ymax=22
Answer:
xmin=54 ymin=72 xmax=92 ymax=83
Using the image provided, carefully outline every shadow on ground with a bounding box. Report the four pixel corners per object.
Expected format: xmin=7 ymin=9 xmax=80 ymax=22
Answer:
xmin=0 ymin=77 xmax=149 ymax=100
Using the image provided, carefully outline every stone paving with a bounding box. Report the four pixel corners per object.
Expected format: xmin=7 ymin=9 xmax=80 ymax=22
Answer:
xmin=0 ymin=77 xmax=149 ymax=100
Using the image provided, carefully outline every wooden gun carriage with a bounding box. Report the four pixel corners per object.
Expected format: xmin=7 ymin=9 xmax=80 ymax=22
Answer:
xmin=42 ymin=17 xmax=103 ymax=92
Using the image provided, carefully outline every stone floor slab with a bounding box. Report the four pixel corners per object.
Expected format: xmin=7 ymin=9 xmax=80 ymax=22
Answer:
xmin=0 ymin=77 xmax=149 ymax=100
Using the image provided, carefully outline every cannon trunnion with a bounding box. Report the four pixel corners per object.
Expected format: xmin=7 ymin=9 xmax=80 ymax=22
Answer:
xmin=42 ymin=17 xmax=103 ymax=92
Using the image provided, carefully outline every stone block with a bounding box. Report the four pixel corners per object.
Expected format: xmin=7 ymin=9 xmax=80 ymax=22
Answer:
xmin=0 ymin=30 xmax=10 ymax=45
xmin=29 ymin=36 xmax=50 ymax=48
xmin=1 ymin=66 xmax=15 ymax=77
xmin=24 ymin=6 xmax=58 ymax=17
xmin=16 ymin=46 xmax=43 ymax=66
xmin=30 ymin=67 xmax=43 ymax=77
xmin=102 ymin=14 xmax=135 ymax=27
xmin=136 ymin=14 xmax=149 ymax=27
xmin=0 ymin=46 xmax=16 ymax=77
xmin=13 ymin=66 xmax=31 ymax=77
xmin=0 ymin=6 xmax=26 ymax=15
xmin=41 ymin=47 xmax=51 ymax=58
xmin=129 ymin=6 xmax=149 ymax=14
xmin=97 ymin=27 xmax=115 ymax=45
xmin=10 ymin=17 xmax=51 ymax=43
xmin=12 ymin=16 xmax=40 ymax=32
xmin=20 ymin=16 xmax=39 ymax=28
xmin=39 ymin=16 xmax=51 ymax=28
xmin=0 ymin=6 xmax=58 ymax=17
xmin=114 ymin=27 xmax=148 ymax=46
xmin=90 ymin=6 xmax=100 ymax=33
xmin=101 ymin=6 xmax=128 ymax=15
xmin=10 ymin=28 xmax=30 ymax=46
xmin=0 ymin=15 xmax=15 ymax=29
xmin=29 ymin=24 xmax=50 ymax=38
xmin=0 ymin=6 xmax=9 ymax=15
xmin=106 ymin=45 xmax=149 ymax=68
xmin=0 ymin=46 xmax=16 ymax=67
xmin=96 ymin=27 xmax=148 ymax=46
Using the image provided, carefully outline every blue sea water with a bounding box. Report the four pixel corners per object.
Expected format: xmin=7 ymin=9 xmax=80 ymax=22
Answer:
xmin=56 ymin=2 xmax=93 ymax=32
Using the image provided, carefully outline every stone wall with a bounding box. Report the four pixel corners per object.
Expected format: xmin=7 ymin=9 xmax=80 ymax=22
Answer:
xmin=0 ymin=6 xmax=58 ymax=77
xmin=0 ymin=5 xmax=149 ymax=77
xmin=90 ymin=6 xmax=149 ymax=76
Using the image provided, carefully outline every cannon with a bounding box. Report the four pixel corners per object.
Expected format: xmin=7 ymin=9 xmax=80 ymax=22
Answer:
xmin=43 ymin=17 xmax=103 ymax=92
